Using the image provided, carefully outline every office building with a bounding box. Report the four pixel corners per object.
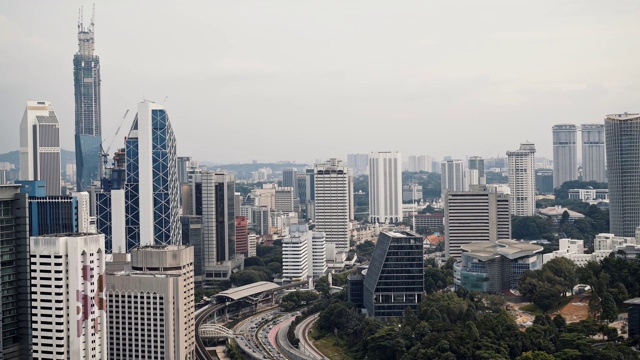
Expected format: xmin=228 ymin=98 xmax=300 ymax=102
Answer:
xmin=0 ymin=185 xmax=31 ymax=359
xmin=402 ymin=184 xmax=423 ymax=202
xmin=177 ymin=156 xmax=191 ymax=184
xmin=214 ymin=172 xmax=236 ymax=263
xmin=552 ymin=124 xmax=578 ymax=188
xmin=535 ymin=169 xmax=554 ymax=194
xmin=445 ymin=185 xmax=511 ymax=258
xmin=468 ymin=156 xmax=485 ymax=184
xmin=346 ymin=153 xmax=368 ymax=174
xmin=314 ymin=159 xmax=350 ymax=253
xmin=181 ymin=215 xmax=203 ymax=280
xmin=542 ymin=238 xmax=613 ymax=266
xmin=606 ymin=113 xmax=640 ymax=237
xmin=625 ymin=298 xmax=640 ymax=338
xmin=251 ymin=206 xmax=270 ymax=235
xmin=309 ymin=231 xmax=328 ymax=278
xmin=248 ymin=233 xmax=257 ymax=257
xmin=453 ymin=240 xmax=542 ymax=293
xmin=30 ymin=233 xmax=107 ymax=359
xmin=464 ymin=168 xmax=479 ymax=191
xmin=275 ymin=186 xmax=294 ymax=212
xmin=441 ymin=160 xmax=464 ymax=196
xmin=19 ymin=101 xmax=61 ymax=196
xmin=123 ymin=101 xmax=181 ymax=251
xmin=368 ymin=151 xmax=402 ymax=223
xmin=362 ymin=230 xmax=423 ymax=318
xmin=581 ymin=124 xmax=606 ymax=183
xmin=235 ymin=216 xmax=249 ymax=257
xmin=282 ymin=168 xmax=298 ymax=197
xmin=74 ymin=12 xmax=102 ymax=191
xmin=507 ymin=142 xmax=536 ymax=216
xmin=282 ymin=225 xmax=310 ymax=281
xmin=106 ymin=245 xmax=195 ymax=359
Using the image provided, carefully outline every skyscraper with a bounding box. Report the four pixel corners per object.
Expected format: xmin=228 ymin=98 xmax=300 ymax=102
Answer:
xmin=19 ymin=101 xmax=61 ymax=196
xmin=440 ymin=159 xmax=464 ymax=196
xmin=0 ymin=185 xmax=31 ymax=359
xmin=552 ymin=124 xmax=578 ymax=188
xmin=30 ymin=233 xmax=107 ymax=359
xmin=106 ymin=245 xmax=195 ymax=359
xmin=468 ymin=156 xmax=485 ymax=184
xmin=282 ymin=168 xmax=298 ymax=197
xmin=124 ymin=101 xmax=181 ymax=251
xmin=507 ymin=142 xmax=536 ymax=216
xmin=605 ymin=113 xmax=640 ymax=237
xmin=445 ymin=185 xmax=511 ymax=258
xmin=214 ymin=172 xmax=236 ymax=264
xmin=368 ymin=151 xmax=402 ymax=224
xmin=314 ymin=159 xmax=350 ymax=253
xmin=74 ymin=9 xmax=102 ymax=191
xmin=581 ymin=124 xmax=606 ymax=183
xmin=346 ymin=153 xmax=369 ymax=174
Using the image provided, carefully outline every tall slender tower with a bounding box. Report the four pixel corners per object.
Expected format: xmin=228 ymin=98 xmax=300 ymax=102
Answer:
xmin=507 ymin=142 xmax=536 ymax=216
xmin=581 ymin=124 xmax=606 ymax=183
xmin=368 ymin=151 xmax=402 ymax=224
xmin=552 ymin=124 xmax=578 ymax=188
xmin=440 ymin=159 xmax=464 ymax=196
xmin=314 ymin=159 xmax=350 ymax=253
xmin=74 ymin=6 xmax=102 ymax=191
xmin=605 ymin=113 xmax=640 ymax=237
xmin=19 ymin=101 xmax=61 ymax=196
xmin=124 ymin=102 xmax=181 ymax=251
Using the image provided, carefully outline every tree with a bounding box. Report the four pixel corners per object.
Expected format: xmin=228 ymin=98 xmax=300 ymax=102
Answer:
xmin=600 ymin=292 xmax=617 ymax=324
xmin=517 ymin=351 xmax=556 ymax=360
xmin=356 ymin=240 xmax=376 ymax=259
xmin=244 ymin=256 xmax=265 ymax=267
xmin=230 ymin=269 xmax=267 ymax=286
xmin=533 ymin=285 xmax=561 ymax=313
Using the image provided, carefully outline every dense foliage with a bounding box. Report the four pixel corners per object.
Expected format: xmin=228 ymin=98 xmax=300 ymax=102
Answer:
xmin=519 ymin=258 xmax=577 ymax=312
xmin=402 ymin=171 xmax=442 ymax=200
xmin=280 ymin=290 xmax=320 ymax=311
xmin=316 ymin=291 xmax=638 ymax=360
xmin=554 ymin=180 xmax=608 ymax=200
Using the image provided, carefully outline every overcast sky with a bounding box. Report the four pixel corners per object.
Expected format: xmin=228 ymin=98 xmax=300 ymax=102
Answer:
xmin=2 ymin=0 xmax=640 ymax=164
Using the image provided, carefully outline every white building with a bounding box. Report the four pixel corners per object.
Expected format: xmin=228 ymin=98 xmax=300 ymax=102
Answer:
xmin=507 ymin=142 xmax=536 ymax=216
xmin=30 ymin=234 xmax=107 ymax=359
xmin=445 ymin=185 xmax=511 ymax=258
xmin=309 ymin=231 xmax=328 ymax=278
xmin=441 ymin=160 xmax=464 ymax=196
xmin=275 ymin=186 xmax=294 ymax=212
xmin=282 ymin=225 xmax=310 ymax=281
xmin=72 ymin=191 xmax=97 ymax=233
xmin=464 ymin=168 xmax=479 ymax=191
xmin=248 ymin=233 xmax=257 ymax=257
xmin=543 ymin=238 xmax=612 ymax=266
xmin=369 ymin=151 xmax=403 ymax=223
xmin=106 ymin=245 xmax=195 ymax=359
xmin=552 ymin=124 xmax=578 ymax=188
xmin=19 ymin=100 xmax=61 ymax=196
xmin=581 ymin=124 xmax=606 ymax=183
xmin=314 ymin=159 xmax=351 ymax=253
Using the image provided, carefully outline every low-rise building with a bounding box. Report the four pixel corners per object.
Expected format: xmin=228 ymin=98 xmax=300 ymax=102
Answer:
xmin=543 ymin=238 xmax=612 ymax=266
xmin=454 ymin=240 xmax=543 ymax=293
xmin=537 ymin=206 xmax=585 ymax=223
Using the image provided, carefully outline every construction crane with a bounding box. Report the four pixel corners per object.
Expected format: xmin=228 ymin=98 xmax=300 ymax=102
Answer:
xmin=101 ymin=109 xmax=130 ymax=174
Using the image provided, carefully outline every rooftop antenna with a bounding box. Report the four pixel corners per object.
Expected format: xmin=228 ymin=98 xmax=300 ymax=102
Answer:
xmin=77 ymin=7 xmax=82 ymax=31
xmin=90 ymin=3 xmax=95 ymax=32
xmin=163 ymin=96 xmax=169 ymax=104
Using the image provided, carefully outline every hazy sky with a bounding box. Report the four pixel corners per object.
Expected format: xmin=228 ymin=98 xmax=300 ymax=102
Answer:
xmin=2 ymin=0 xmax=640 ymax=164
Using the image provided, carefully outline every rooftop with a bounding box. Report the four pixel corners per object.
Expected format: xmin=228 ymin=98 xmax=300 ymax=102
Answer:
xmin=461 ymin=239 xmax=543 ymax=261
xmin=537 ymin=206 xmax=585 ymax=218
xmin=215 ymin=281 xmax=280 ymax=301
xmin=383 ymin=230 xmax=421 ymax=238
xmin=624 ymin=298 xmax=640 ymax=305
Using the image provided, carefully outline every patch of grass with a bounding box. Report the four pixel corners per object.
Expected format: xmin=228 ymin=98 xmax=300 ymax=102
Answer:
xmin=313 ymin=334 xmax=353 ymax=360
xmin=520 ymin=296 xmax=575 ymax=316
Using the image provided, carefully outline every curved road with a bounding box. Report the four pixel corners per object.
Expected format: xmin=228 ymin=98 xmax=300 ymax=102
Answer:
xmin=195 ymin=304 xmax=224 ymax=360
xmin=295 ymin=313 xmax=326 ymax=360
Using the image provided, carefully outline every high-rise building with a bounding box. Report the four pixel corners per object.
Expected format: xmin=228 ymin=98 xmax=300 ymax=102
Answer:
xmin=123 ymin=102 xmax=181 ymax=251
xmin=19 ymin=101 xmax=61 ymax=196
xmin=552 ymin=124 xmax=578 ymax=188
xmin=282 ymin=225 xmax=310 ymax=281
xmin=235 ymin=216 xmax=249 ymax=257
xmin=314 ymin=159 xmax=350 ymax=253
xmin=181 ymin=215 xmax=203 ymax=280
xmin=441 ymin=160 xmax=464 ymax=196
xmin=214 ymin=173 xmax=236 ymax=263
xmin=408 ymin=155 xmax=433 ymax=172
xmin=177 ymin=156 xmax=191 ymax=184
xmin=368 ymin=151 xmax=402 ymax=224
xmin=0 ymin=185 xmax=31 ymax=359
xmin=251 ymin=206 xmax=270 ymax=235
xmin=106 ymin=245 xmax=195 ymax=359
xmin=74 ymin=10 xmax=102 ymax=192
xmin=346 ymin=153 xmax=368 ymax=174
xmin=282 ymin=168 xmax=298 ymax=197
xmin=362 ymin=230 xmax=423 ymax=318
xmin=30 ymin=233 xmax=107 ymax=359
xmin=248 ymin=233 xmax=257 ymax=257
xmin=507 ymin=143 xmax=536 ymax=216
xmin=581 ymin=124 xmax=606 ymax=183
xmin=605 ymin=113 xmax=640 ymax=237
xmin=309 ymin=231 xmax=328 ymax=278
xmin=535 ymin=169 xmax=554 ymax=194
xmin=468 ymin=156 xmax=485 ymax=184
xmin=464 ymin=169 xmax=479 ymax=191
xmin=275 ymin=187 xmax=294 ymax=212
xmin=445 ymin=185 xmax=511 ymax=258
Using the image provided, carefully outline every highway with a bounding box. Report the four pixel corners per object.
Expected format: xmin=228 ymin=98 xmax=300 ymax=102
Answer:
xmin=195 ymin=304 xmax=224 ymax=360
xmin=294 ymin=313 xmax=326 ymax=359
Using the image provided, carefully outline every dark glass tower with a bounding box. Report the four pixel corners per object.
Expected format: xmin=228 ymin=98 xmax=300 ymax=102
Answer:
xmin=74 ymin=8 xmax=102 ymax=191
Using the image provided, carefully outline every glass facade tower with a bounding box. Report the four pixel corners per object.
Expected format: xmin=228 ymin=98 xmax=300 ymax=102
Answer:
xmin=74 ymin=10 xmax=102 ymax=191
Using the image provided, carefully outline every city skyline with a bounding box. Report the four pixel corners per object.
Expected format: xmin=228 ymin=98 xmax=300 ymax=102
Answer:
xmin=2 ymin=1 xmax=640 ymax=163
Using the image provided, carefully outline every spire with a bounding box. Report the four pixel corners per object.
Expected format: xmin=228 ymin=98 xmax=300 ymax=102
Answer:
xmin=77 ymin=4 xmax=95 ymax=57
